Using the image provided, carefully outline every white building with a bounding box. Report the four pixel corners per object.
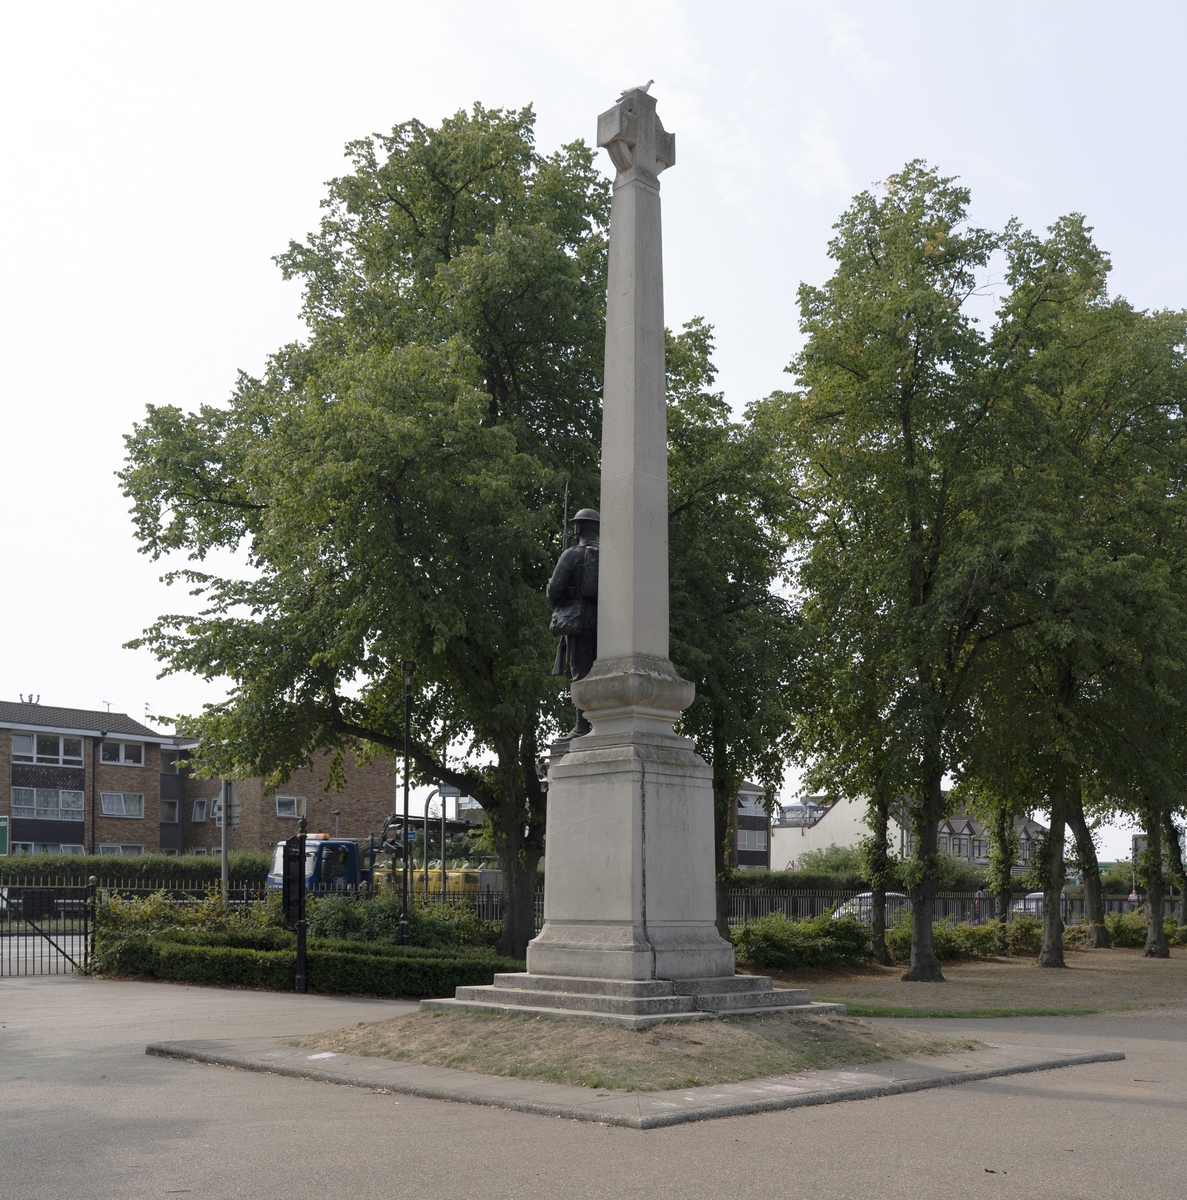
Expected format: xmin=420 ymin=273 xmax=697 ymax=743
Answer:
xmin=771 ymin=794 xmax=1045 ymax=874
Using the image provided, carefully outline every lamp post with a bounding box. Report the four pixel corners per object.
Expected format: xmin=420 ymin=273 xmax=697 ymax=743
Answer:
xmin=422 ymin=788 xmax=440 ymax=903
xmin=400 ymin=660 xmax=416 ymax=946
xmin=439 ymin=783 xmax=461 ymax=904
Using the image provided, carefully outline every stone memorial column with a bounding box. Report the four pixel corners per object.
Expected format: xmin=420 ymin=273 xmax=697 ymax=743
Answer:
xmin=527 ymin=89 xmax=734 ymax=981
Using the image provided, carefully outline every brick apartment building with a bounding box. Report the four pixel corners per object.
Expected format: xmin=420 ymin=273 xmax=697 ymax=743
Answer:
xmin=175 ymin=742 xmax=403 ymax=856
xmin=1 ymin=701 xmax=175 ymax=856
xmin=732 ymin=780 xmax=772 ymax=870
xmin=2 ymin=700 xmax=407 ymax=857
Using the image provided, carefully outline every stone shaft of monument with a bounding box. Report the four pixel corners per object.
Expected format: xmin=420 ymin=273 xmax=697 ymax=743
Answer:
xmin=526 ymin=88 xmax=734 ymax=982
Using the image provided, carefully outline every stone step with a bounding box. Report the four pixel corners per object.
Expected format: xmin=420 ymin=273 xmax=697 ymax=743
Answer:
xmin=421 ymin=996 xmax=714 ymax=1030
xmin=671 ymin=976 xmax=774 ymax=996
xmin=489 ymin=973 xmax=676 ymax=998
xmin=454 ymin=984 xmax=698 ymax=1017
xmin=693 ymin=987 xmax=812 ymax=1012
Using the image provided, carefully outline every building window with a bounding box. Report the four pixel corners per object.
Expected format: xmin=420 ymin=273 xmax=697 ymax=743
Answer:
xmin=99 ymin=792 xmax=144 ymax=819
xmin=12 ymin=788 xmax=84 ymax=821
xmin=160 ymin=800 xmax=180 ymax=823
xmin=192 ymin=799 xmax=208 ymax=823
xmin=11 ymin=842 xmax=85 ymax=855
xmin=275 ymin=795 xmax=306 ymax=819
xmin=737 ymin=828 xmax=768 ymax=851
xmin=160 ymin=750 xmax=181 ymax=775
xmin=99 ymin=844 xmax=144 ymax=857
xmin=952 ymin=836 xmax=967 ymax=857
xmin=11 ymin=734 xmax=84 ymax=766
xmin=100 ymin=742 xmax=144 ymax=766
xmin=972 ymin=838 xmax=987 ymax=858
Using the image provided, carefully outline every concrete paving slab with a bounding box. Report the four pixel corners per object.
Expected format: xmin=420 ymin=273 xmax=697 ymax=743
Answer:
xmin=145 ymin=1035 xmax=1124 ymax=1129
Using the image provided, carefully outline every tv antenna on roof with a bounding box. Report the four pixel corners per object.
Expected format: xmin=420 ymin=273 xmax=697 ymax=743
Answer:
xmin=102 ymin=700 xmax=112 ymax=712
xmin=20 ymin=693 xmax=40 ymax=704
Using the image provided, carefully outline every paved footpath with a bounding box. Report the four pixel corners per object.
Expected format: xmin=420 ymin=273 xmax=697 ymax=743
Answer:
xmin=2 ymin=974 xmax=1185 ymax=1200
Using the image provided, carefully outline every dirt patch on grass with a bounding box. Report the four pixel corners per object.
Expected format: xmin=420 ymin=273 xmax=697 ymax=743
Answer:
xmin=759 ymin=946 xmax=1187 ymax=1017
xmin=287 ymin=1009 xmax=978 ymax=1091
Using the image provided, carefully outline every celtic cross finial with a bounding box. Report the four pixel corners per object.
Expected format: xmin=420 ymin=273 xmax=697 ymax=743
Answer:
xmin=597 ymin=87 xmax=675 ymax=186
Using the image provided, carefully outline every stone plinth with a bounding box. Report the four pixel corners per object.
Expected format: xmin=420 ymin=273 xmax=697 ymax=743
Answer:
xmin=527 ymin=730 xmax=733 ymax=980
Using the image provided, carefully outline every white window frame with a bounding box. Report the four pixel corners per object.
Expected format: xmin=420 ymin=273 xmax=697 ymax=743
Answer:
xmin=11 ymin=733 xmax=84 ymax=767
xmin=11 ymin=788 xmax=84 ymax=821
xmin=160 ymin=799 xmax=180 ymax=824
xmin=100 ymin=741 xmax=144 ymax=767
xmin=737 ymin=828 xmax=768 ymax=852
xmin=191 ymin=799 xmax=208 ymax=823
xmin=160 ymin=750 xmax=181 ymax=775
xmin=99 ymin=792 xmax=145 ymax=819
xmin=98 ymin=844 xmax=144 ymax=857
xmin=11 ymin=841 xmax=85 ymax=855
xmin=275 ymin=795 xmax=306 ymax=819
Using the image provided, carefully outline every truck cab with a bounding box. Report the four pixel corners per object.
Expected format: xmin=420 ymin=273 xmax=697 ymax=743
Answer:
xmin=266 ymin=835 xmax=375 ymax=894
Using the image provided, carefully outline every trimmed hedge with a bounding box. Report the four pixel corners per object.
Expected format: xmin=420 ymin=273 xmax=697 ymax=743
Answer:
xmin=1104 ymin=910 xmax=1186 ymax=948
xmin=100 ymin=932 xmax=524 ymax=997
xmin=732 ymin=912 xmax=871 ymax=969
xmin=0 ymin=851 xmax=271 ymax=886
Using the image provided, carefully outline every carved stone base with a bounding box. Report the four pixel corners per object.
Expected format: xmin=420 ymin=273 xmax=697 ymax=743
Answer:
xmin=528 ymin=727 xmax=733 ymax=981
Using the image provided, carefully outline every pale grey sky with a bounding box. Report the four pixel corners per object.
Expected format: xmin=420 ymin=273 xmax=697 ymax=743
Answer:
xmin=3 ymin=1 xmax=1182 ymax=848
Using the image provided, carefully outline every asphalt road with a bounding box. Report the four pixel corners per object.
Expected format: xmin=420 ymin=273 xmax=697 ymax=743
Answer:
xmin=1 ymin=974 xmax=1184 ymax=1200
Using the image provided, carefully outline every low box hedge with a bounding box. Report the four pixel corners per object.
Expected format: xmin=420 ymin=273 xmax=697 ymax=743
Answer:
xmin=731 ymin=912 xmax=871 ymax=969
xmin=98 ymin=932 xmax=524 ymax=997
xmin=0 ymin=851 xmax=271 ymax=886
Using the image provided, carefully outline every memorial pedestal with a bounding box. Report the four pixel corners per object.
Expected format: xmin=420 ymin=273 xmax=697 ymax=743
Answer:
xmin=526 ymin=728 xmax=734 ymax=981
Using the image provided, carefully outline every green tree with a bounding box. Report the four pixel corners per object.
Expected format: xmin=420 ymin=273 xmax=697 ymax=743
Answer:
xmin=666 ymin=319 xmax=797 ymax=936
xmin=977 ymin=217 xmax=1187 ymax=965
xmin=120 ymin=105 xmax=610 ymax=958
xmin=760 ymin=163 xmax=1012 ymax=981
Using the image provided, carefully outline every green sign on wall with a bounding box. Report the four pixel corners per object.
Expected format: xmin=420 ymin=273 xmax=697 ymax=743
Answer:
xmin=0 ymin=814 xmax=8 ymax=856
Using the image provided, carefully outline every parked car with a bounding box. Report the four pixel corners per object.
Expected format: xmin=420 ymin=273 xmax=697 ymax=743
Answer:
xmin=1011 ymin=892 xmax=1045 ymax=915
xmin=832 ymin=892 xmax=910 ymax=922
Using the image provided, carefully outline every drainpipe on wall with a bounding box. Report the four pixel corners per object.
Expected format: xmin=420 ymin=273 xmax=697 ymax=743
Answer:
xmin=89 ymin=729 xmax=108 ymax=854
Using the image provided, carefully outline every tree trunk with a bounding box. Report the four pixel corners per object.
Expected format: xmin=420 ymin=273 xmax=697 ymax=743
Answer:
xmin=1162 ymin=812 xmax=1187 ymax=927
xmin=492 ymin=745 xmax=545 ymax=960
xmin=1066 ymin=775 xmax=1109 ymax=948
xmin=1143 ymin=802 xmax=1169 ymax=959
xmin=902 ymin=774 xmax=945 ymax=982
xmin=991 ymin=802 xmax=1016 ymax=955
xmin=1038 ymin=761 xmax=1068 ymax=968
xmin=867 ymin=787 xmax=893 ymax=966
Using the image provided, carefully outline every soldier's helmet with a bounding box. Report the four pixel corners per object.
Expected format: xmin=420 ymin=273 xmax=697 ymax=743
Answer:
xmin=571 ymin=508 xmax=601 ymax=525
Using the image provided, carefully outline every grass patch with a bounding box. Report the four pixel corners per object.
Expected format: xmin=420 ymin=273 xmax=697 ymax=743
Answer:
xmin=775 ymin=946 xmax=1187 ymax=1019
xmin=287 ymin=1009 xmax=980 ymax=1092
xmin=842 ymin=1003 xmax=1141 ymax=1019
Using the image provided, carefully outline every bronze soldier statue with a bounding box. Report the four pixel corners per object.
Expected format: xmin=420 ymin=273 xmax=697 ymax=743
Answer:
xmin=548 ymin=507 xmax=599 ymax=739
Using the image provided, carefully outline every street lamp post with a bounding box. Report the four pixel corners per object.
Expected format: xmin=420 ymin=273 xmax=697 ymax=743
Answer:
xmin=422 ymin=788 xmax=440 ymax=903
xmin=399 ymin=660 xmax=416 ymax=946
xmin=438 ymin=783 xmax=461 ymax=904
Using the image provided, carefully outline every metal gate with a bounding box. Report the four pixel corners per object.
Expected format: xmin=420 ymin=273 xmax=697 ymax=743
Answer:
xmin=0 ymin=877 xmax=92 ymax=976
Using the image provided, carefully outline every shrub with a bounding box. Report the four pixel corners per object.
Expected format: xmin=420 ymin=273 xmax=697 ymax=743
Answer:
xmin=307 ymin=893 xmax=499 ymax=950
xmin=886 ymin=918 xmax=1014 ymax=962
xmin=1104 ymin=910 xmax=1187 ymax=947
xmin=0 ymin=852 xmax=270 ymax=885
xmin=1005 ymin=916 xmax=1042 ymax=956
xmin=98 ymin=931 xmax=523 ymax=996
xmin=731 ymin=912 xmax=870 ymax=970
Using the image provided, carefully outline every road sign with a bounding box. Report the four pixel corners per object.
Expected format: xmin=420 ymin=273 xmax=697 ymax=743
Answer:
xmin=0 ymin=814 xmax=8 ymax=856
xmin=212 ymin=797 xmax=241 ymax=828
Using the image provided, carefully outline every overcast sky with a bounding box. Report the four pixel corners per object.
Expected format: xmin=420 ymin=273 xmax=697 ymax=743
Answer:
xmin=2 ymin=1 xmax=1183 ymax=848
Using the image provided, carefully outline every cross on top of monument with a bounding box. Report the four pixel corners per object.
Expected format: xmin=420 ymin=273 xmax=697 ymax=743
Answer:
xmin=597 ymin=86 xmax=675 ymax=184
